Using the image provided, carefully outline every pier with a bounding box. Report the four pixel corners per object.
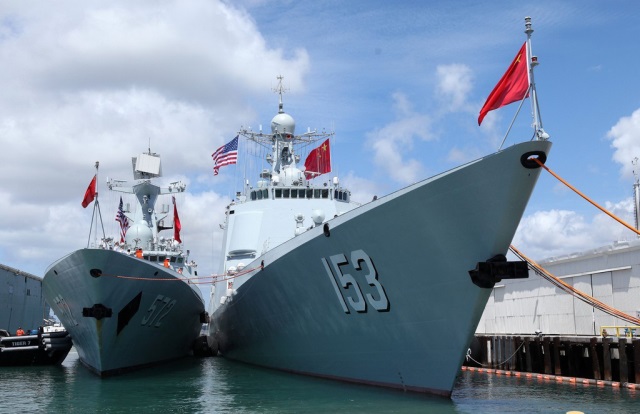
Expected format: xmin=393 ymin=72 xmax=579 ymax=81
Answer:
xmin=464 ymin=334 xmax=640 ymax=388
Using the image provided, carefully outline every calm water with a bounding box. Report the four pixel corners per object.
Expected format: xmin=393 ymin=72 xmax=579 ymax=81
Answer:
xmin=0 ymin=350 xmax=636 ymax=413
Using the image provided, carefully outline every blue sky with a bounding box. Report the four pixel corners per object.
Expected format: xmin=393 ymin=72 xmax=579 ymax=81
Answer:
xmin=1 ymin=1 xmax=639 ymax=303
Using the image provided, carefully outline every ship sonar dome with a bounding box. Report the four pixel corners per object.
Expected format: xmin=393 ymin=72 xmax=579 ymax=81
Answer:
xmin=271 ymin=112 xmax=296 ymax=135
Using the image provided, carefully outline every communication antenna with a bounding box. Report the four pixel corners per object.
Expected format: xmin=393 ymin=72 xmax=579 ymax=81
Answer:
xmin=272 ymin=75 xmax=289 ymax=113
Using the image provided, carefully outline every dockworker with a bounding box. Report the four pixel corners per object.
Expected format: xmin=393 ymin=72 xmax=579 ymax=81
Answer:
xmin=16 ymin=327 xmax=24 ymax=336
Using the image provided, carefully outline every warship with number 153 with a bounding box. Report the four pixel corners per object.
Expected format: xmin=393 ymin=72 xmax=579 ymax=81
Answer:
xmin=208 ymin=19 xmax=551 ymax=397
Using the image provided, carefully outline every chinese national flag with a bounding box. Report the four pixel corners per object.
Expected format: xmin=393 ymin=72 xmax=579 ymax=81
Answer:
xmin=478 ymin=42 xmax=530 ymax=125
xmin=304 ymin=139 xmax=331 ymax=179
xmin=173 ymin=196 xmax=182 ymax=243
xmin=81 ymin=175 xmax=97 ymax=208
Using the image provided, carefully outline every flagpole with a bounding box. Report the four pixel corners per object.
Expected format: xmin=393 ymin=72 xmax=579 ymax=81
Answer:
xmin=87 ymin=162 xmax=100 ymax=248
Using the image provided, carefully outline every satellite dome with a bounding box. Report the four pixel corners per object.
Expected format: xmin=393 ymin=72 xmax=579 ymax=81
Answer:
xmin=125 ymin=220 xmax=153 ymax=248
xmin=271 ymin=112 xmax=295 ymax=135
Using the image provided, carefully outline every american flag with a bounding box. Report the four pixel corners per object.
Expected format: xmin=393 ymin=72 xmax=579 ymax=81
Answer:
xmin=115 ymin=196 xmax=130 ymax=243
xmin=212 ymin=136 xmax=238 ymax=175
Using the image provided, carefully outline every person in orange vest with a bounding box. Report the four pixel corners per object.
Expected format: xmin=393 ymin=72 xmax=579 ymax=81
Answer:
xmin=135 ymin=249 xmax=143 ymax=258
xmin=163 ymin=258 xmax=170 ymax=268
xmin=16 ymin=327 xmax=25 ymax=336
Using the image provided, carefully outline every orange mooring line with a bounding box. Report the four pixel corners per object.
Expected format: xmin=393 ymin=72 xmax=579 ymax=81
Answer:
xmin=510 ymin=244 xmax=640 ymax=326
xmin=533 ymin=157 xmax=640 ymax=236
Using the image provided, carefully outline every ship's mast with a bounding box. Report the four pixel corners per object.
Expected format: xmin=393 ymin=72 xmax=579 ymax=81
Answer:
xmin=273 ymin=75 xmax=288 ymax=114
xmin=499 ymin=17 xmax=549 ymax=150
xmin=633 ymin=158 xmax=640 ymax=237
xmin=87 ymin=161 xmax=106 ymax=248
xmin=238 ymin=76 xmax=333 ymax=187
xmin=524 ymin=16 xmax=548 ymax=141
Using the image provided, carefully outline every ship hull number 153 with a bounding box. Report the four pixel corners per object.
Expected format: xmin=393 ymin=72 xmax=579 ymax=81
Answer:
xmin=322 ymin=249 xmax=390 ymax=314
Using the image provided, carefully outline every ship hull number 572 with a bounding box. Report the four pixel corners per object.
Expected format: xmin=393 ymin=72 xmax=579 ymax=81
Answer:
xmin=322 ymin=249 xmax=390 ymax=314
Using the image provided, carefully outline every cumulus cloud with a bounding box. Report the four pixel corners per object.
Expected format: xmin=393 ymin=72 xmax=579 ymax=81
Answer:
xmin=436 ymin=64 xmax=474 ymax=113
xmin=607 ymin=108 xmax=640 ymax=179
xmin=0 ymin=0 xmax=308 ymax=281
xmin=366 ymin=92 xmax=433 ymax=184
xmin=513 ymin=198 xmax=637 ymax=261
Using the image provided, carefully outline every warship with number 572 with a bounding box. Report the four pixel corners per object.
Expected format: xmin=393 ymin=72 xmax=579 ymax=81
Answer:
xmin=208 ymin=18 xmax=551 ymax=398
xmin=43 ymin=150 xmax=206 ymax=376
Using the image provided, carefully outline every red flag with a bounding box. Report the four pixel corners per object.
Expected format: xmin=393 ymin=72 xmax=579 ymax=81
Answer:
xmin=478 ymin=42 xmax=530 ymax=125
xmin=173 ymin=196 xmax=182 ymax=243
xmin=304 ymin=139 xmax=331 ymax=179
xmin=81 ymin=175 xmax=97 ymax=208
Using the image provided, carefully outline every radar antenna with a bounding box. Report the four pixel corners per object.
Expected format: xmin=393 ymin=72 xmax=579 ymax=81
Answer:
xmin=272 ymin=75 xmax=289 ymax=114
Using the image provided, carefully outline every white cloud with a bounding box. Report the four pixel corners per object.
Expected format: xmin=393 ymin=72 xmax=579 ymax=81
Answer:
xmin=0 ymin=0 xmax=309 ymax=282
xmin=340 ymin=171 xmax=384 ymax=206
xmin=366 ymin=92 xmax=433 ymax=185
xmin=513 ymin=198 xmax=637 ymax=261
xmin=607 ymin=108 xmax=640 ymax=180
xmin=436 ymin=64 xmax=473 ymax=113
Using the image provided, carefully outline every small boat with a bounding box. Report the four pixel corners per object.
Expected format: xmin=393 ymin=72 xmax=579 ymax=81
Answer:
xmin=43 ymin=150 xmax=207 ymax=376
xmin=208 ymin=18 xmax=551 ymax=397
xmin=0 ymin=324 xmax=72 ymax=366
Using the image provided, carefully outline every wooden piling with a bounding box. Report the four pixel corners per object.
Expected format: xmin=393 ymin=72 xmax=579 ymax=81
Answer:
xmin=481 ymin=336 xmax=489 ymax=367
xmin=542 ymin=337 xmax=552 ymax=374
xmin=553 ymin=337 xmax=562 ymax=376
xmin=619 ymin=338 xmax=628 ymax=384
xmin=564 ymin=340 xmax=574 ymax=377
xmin=590 ymin=337 xmax=601 ymax=380
xmin=464 ymin=334 xmax=639 ymax=387
xmin=603 ymin=337 xmax=612 ymax=381
xmin=633 ymin=339 xmax=640 ymax=384
xmin=524 ymin=337 xmax=532 ymax=372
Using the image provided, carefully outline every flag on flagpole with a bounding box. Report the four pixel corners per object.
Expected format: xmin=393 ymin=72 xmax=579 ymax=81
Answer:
xmin=172 ymin=196 xmax=182 ymax=243
xmin=212 ymin=136 xmax=239 ymax=175
xmin=304 ymin=138 xmax=331 ymax=179
xmin=115 ymin=196 xmax=130 ymax=243
xmin=81 ymin=175 xmax=97 ymax=208
xmin=478 ymin=42 xmax=530 ymax=125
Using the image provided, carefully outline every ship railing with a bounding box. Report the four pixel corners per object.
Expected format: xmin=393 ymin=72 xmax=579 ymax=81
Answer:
xmin=600 ymin=325 xmax=640 ymax=338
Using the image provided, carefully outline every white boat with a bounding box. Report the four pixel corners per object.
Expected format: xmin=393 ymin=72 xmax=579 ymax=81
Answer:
xmin=43 ymin=151 xmax=206 ymax=376
xmin=208 ymin=18 xmax=552 ymax=396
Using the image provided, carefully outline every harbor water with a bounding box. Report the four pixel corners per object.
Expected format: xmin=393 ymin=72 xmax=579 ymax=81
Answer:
xmin=0 ymin=350 xmax=636 ymax=413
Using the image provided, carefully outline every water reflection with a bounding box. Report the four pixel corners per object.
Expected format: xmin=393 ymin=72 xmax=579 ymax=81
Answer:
xmin=1 ymin=351 xmax=637 ymax=413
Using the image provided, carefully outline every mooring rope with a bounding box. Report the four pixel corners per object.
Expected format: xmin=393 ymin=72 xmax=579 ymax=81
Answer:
xmin=510 ymin=245 xmax=640 ymax=326
xmin=466 ymin=338 xmax=525 ymax=368
xmin=524 ymin=159 xmax=640 ymax=325
xmin=533 ymin=157 xmax=640 ymax=236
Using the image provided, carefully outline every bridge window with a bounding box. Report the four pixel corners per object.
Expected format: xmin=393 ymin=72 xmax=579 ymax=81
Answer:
xmin=283 ymin=189 xmax=290 ymax=198
xmin=275 ymin=188 xmax=282 ymax=198
xmin=263 ymin=189 xmax=269 ymax=199
xmin=291 ymin=189 xmax=298 ymax=198
xmin=250 ymin=191 xmax=257 ymax=201
xmin=306 ymin=189 xmax=313 ymax=198
xmin=322 ymin=189 xmax=329 ymax=198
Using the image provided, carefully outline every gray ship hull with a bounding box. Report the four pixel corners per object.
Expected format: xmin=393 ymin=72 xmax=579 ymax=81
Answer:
xmin=44 ymin=248 xmax=204 ymax=375
xmin=211 ymin=140 xmax=551 ymax=396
